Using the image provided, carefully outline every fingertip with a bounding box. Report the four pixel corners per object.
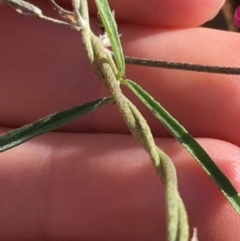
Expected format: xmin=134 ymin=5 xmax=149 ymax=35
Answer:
xmin=56 ymin=0 xmax=224 ymax=28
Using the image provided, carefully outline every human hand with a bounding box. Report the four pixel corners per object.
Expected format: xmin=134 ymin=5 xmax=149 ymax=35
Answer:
xmin=0 ymin=0 xmax=240 ymax=240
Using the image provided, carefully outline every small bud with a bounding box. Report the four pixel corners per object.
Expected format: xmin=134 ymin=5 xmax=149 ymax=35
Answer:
xmin=99 ymin=32 xmax=111 ymax=47
xmin=234 ymin=5 xmax=240 ymax=27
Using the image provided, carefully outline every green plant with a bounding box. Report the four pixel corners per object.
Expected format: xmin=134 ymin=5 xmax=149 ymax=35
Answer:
xmin=0 ymin=1 xmax=240 ymax=240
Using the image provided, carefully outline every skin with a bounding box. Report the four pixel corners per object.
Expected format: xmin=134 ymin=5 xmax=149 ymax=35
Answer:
xmin=0 ymin=0 xmax=240 ymax=240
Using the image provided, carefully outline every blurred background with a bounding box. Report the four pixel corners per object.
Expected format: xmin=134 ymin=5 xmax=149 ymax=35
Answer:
xmin=204 ymin=0 xmax=240 ymax=31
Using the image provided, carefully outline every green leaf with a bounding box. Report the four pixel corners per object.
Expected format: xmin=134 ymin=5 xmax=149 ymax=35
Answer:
xmin=94 ymin=0 xmax=125 ymax=78
xmin=0 ymin=96 xmax=112 ymax=152
xmin=122 ymin=78 xmax=240 ymax=214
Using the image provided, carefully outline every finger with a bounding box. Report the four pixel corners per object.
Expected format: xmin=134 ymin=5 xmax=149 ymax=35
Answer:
xmin=121 ymin=26 xmax=240 ymax=146
xmin=1 ymin=10 xmax=240 ymax=145
xmin=0 ymin=130 xmax=239 ymax=240
xmin=57 ymin=0 xmax=225 ymax=28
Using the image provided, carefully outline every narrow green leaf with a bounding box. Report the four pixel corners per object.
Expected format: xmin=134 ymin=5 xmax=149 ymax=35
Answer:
xmin=94 ymin=0 xmax=125 ymax=77
xmin=122 ymin=78 xmax=240 ymax=214
xmin=0 ymin=96 xmax=112 ymax=152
